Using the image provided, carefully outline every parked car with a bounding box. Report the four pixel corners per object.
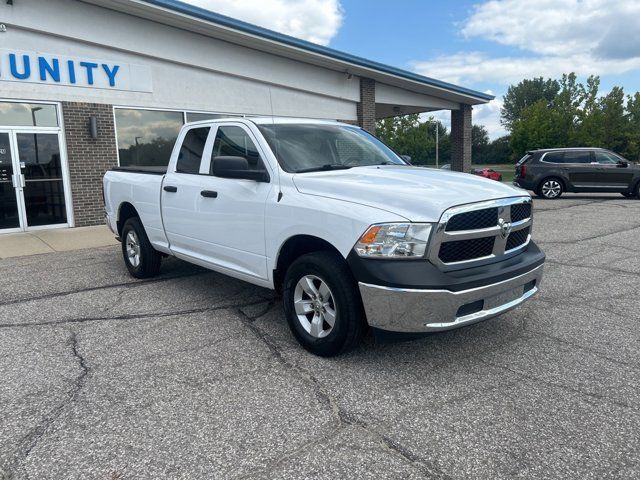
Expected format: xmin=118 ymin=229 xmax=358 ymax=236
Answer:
xmin=472 ymin=168 xmax=503 ymax=181
xmin=514 ymin=147 xmax=640 ymax=199
xmin=103 ymin=118 xmax=545 ymax=356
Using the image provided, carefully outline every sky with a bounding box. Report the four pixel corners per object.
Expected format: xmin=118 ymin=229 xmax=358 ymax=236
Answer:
xmin=183 ymin=0 xmax=640 ymax=139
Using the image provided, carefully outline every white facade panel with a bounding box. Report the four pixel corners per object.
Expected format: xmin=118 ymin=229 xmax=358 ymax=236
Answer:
xmin=0 ymin=0 xmax=359 ymax=112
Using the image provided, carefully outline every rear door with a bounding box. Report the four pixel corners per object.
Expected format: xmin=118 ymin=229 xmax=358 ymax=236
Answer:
xmin=161 ymin=125 xmax=213 ymax=256
xmin=561 ymin=151 xmax=596 ymax=187
xmin=593 ymin=150 xmax=634 ymax=189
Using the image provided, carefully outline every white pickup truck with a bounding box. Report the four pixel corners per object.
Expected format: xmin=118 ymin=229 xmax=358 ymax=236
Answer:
xmin=103 ymin=117 xmax=544 ymax=356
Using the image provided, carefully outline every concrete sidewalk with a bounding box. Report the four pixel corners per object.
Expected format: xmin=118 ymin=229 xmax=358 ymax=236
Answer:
xmin=0 ymin=226 xmax=118 ymax=259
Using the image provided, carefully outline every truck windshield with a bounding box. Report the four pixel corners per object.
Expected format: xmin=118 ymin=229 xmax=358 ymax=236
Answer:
xmin=258 ymin=123 xmax=407 ymax=173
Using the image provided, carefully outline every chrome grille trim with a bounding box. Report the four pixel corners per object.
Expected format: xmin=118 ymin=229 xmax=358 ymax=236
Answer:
xmin=429 ymin=197 xmax=533 ymax=271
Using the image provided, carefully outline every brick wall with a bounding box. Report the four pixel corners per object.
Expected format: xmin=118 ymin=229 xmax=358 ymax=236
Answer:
xmin=62 ymin=102 xmax=118 ymax=227
xmin=450 ymin=104 xmax=472 ymax=173
xmin=356 ymin=77 xmax=376 ymax=134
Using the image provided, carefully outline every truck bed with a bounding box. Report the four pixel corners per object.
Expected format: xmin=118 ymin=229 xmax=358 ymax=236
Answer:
xmin=111 ymin=166 xmax=167 ymax=175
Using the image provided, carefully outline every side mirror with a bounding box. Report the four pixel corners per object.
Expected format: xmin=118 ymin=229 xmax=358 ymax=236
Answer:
xmin=211 ymin=156 xmax=269 ymax=182
xmin=617 ymin=160 xmax=629 ymax=168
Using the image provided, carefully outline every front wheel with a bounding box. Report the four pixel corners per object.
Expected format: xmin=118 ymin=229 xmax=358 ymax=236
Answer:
xmin=282 ymin=251 xmax=366 ymax=357
xmin=121 ymin=217 xmax=162 ymax=278
xmin=537 ymin=178 xmax=563 ymax=199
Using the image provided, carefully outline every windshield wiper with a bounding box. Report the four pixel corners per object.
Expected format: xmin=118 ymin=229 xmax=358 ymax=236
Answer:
xmin=296 ymin=164 xmax=353 ymax=173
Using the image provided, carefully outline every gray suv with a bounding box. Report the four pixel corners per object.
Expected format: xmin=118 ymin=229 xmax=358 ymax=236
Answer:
xmin=513 ymin=148 xmax=640 ymax=199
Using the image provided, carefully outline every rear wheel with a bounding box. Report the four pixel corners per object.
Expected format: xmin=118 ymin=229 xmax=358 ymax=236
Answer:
xmin=537 ymin=178 xmax=563 ymax=199
xmin=121 ymin=217 xmax=162 ymax=278
xmin=283 ymin=251 xmax=366 ymax=357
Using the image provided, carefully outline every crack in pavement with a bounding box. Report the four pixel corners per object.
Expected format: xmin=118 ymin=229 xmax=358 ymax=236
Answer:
xmin=1 ymin=331 xmax=89 ymax=480
xmin=478 ymin=358 xmax=638 ymax=411
xmin=232 ymin=307 xmax=452 ymax=479
xmin=0 ymin=298 xmax=273 ymax=329
xmin=0 ymin=271 xmax=210 ymax=308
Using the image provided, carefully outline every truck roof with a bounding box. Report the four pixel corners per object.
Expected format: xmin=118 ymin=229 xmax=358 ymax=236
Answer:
xmin=184 ymin=116 xmax=354 ymax=127
xmin=528 ymin=147 xmax=606 ymax=153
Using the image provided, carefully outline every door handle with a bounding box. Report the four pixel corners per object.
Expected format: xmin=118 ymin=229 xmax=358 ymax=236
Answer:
xmin=163 ymin=185 xmax=178 ymax=192
xmin=200 ymin=190 xmax=218 ymax=198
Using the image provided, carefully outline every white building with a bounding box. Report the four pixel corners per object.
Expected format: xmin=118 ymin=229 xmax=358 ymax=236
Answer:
xmin=0 ymin=0 xmax=492 ymax=233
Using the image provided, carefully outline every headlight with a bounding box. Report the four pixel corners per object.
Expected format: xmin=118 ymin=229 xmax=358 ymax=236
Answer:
xmin=354 ymin=223 xmax=433 ymax=258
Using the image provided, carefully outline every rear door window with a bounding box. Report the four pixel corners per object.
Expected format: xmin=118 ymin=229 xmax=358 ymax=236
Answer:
xmin=563 ymin=151 xmax=591 ymax=164
xmin=176 ymin=127 xmax=210 ymax=174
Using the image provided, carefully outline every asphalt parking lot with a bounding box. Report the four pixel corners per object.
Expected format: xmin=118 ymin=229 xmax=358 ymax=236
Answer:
xmin=1 ymin=193 xmax=639 ymax=479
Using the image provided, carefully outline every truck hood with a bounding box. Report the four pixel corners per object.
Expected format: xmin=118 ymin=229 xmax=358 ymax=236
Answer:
xmin=292 ymin=165 xmax=527 ymax=222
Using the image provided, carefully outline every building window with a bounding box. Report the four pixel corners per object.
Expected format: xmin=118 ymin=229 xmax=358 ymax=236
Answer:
xmin=186 ymin=112 xmax=229 ymax=123
xmin=0 ymin=102 xmax=58 ymax=127
xmin=115 ymin=108 xmax=184 ymax=167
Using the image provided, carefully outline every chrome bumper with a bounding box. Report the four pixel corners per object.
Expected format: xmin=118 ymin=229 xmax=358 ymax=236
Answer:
xmin=359 ymin=264 xmax=543 ymax=333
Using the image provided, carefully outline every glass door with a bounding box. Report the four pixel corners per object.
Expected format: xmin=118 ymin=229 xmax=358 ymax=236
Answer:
xmin=0 ymin=130 xmax=69 ymax=232
xmin=0 ymin=132 xmax=22 ymax=231
xmin=15 ymin=132 xmax=68 ymax=227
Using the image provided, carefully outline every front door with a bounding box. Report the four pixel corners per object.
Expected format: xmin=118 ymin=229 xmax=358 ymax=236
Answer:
xmin=0 ymin=130 xmax=69 ymax=232
xmin=593 ymin=150 xmax=634 ymax=189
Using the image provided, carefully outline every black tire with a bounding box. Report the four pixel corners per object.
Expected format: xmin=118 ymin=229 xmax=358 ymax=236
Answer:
xmin=121 ymin=217 xmax=162 ymax=278
xmin=282 ymin=251 xmax=366 ymax=357
xmin=536 ymin=177 xmax=564 ymax=199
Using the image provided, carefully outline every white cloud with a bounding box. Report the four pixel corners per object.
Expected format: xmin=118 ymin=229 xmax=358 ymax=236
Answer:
xmin=182 ymin=0 xmax=343 ymax=46
xmin=462 ymin=0 xmax=640 ymax=59
xmin=413 ymin=52 xmax=640 ymax=86
xmin=412 ymin=0 xmax=640 ymax=136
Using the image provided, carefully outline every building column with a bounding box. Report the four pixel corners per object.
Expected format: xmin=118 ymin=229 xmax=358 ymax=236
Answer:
xmin=62 ymin=102 xmax=118 ymax=227
xmin=357 ymin=77 xmax=376 ymax=134
xmin=450 ymin=104 xmax=472 ymax=172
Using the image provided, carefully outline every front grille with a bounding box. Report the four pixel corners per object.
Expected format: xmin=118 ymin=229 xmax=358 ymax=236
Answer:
xmin=506 ymin=227 xmax=530 ymax=250
xmin=439 ymin=237 xmax=495 ymax=263
xmin=445 ymin=207 xmax=498 ymax=232
xmin=511 ymin=203 xmax=532 ymax=223
xmin=430 ymin=198 xmax=534 ymax=270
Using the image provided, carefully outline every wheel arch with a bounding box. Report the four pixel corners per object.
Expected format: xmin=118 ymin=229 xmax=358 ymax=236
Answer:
xmin=116 ymin=202 xmax=140 ymax=237
xmin=273 ymin=235 xmax=345 ymax=294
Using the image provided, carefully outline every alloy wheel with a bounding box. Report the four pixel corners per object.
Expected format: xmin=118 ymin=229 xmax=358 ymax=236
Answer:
xmin=126 ymin=231 xmax=141 ymax=267
xmin=293 ymin=275 xmax=337 ymax=338
xmin=541 ymin=180 xmax=562 ymax=198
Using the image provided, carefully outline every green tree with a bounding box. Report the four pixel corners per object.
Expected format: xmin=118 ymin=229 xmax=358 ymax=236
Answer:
xmin=510 ymin=100 xmax=565 ymax=157
xmin=501 ymin=77 xmax=560 ymax=130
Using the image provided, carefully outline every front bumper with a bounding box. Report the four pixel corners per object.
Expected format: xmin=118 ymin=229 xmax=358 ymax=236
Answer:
xmin=359 ymin=264 xmax=543 ymax=333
